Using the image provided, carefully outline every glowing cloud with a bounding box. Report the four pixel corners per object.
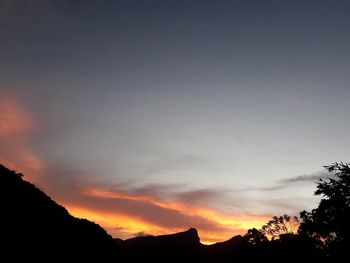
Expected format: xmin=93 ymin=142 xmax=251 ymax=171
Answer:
xmin=64 ymin=186 xmax=270 ymax=244
xmin=0 ymin=92 xmax=44 ymax=183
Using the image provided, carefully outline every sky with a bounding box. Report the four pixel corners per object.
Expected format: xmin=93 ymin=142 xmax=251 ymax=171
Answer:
xmin=1 ymin=0 xmax=350 ymax=244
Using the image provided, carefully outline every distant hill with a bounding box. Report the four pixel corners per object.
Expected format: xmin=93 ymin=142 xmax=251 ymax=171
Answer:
xmin=0 ymin=164 xmax=117 ymax=261
xmin=119 ymin=228 xmax=201 ymax=262
xmin=200 ymin=235 xmax=244 ymax=262
xmin=118 ymin=228 xmax=244 ymax=262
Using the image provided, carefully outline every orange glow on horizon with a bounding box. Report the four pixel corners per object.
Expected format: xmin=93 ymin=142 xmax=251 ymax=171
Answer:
xmin=65 ymin=187 xmax=271 ymax=244
xmin=66 ymin=205 xmax=170 ymax=234
xmin=65 ymin=204 xmax=236 ymax=244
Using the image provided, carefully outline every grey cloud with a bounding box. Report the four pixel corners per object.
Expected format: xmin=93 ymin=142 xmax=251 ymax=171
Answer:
xmin=88 ymin=175 xmax=228 ymax=206
xmin=280 ymin=171 xmax=332 ymax=184
xmin=176 ymin=188 xmax=229 ymax=205
xmin=126 ymin=183 xmax=186 ymax=198
xmin=114 ymin=152 xmax=209 ymax=178
xmin=250 ymin=171 xmax=333 ymax=193
xmin=257 ymin=185 xmax=288 ymax=192
xmin=134 ymin=231 xmax=151 ymax=237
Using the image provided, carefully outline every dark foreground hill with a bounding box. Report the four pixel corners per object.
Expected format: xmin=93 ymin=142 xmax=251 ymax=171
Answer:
xmin=0 ymin=164 xmax=117 ymax=261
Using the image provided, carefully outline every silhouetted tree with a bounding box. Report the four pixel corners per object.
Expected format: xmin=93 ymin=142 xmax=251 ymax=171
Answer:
xmin=261 ymin=214 xmax=299 ymax=240
xmin=243 ymin=228 xmax=268 ymax=245
xmin=240 ymin=217 xmax=316 ymax=263
xmin=299 ymin=162 xmax=350 ymax=261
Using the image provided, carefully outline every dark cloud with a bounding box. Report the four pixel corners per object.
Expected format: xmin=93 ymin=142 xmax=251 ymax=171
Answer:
xmin=134 ymin=231 xmax=151 ymax=237
xmin=176 ymin=188 xmax=229 ymax=205
xmin=260 ymin=198 xmax=306 ymax=212
xmin=124 ymin=183 xmax=186 ymax=198
xmin=113 ymin=153 xmax=210 ymax=179
xmin=280 ymin=171 xmax=331 ymax=184
xmin=77 ymin=175 xmax=228 ymax=206
xmin=257 ymin=185 xmax=288 ymax=192
xmin=250 ymin=171 xmax=333 ymax=193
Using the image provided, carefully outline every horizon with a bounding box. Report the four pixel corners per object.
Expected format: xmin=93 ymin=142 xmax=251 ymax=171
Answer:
xmin=1 ymin=0 xmax=350 ymax=244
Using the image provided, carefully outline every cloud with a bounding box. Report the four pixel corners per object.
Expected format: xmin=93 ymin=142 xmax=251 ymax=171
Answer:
xmin=226 ymin=171 xmax=331 ymax=216
xmin=117 ymin=182 xmax=186 ymax=199
xmin=0 ymin=92 xmax=44 ymax=183
xmin=111 ymin=153 xmax=210 ymax=180
xmin=39 ymin=170 xmax=268 ymax=244
xmin=92 ymin=181 xmax=229 ymax=206
xmin=79 ymin=193 xmax=224 ymax=231
xmin=248 ymin=171 xmax=333 ymax=193
xmin=279 ymin=171 xmax=331 ymax=184
xmin=255 ymin=185 xmax=288 ymax=192
xmin=175 ymin=188 xmax=230 ymax=205
xmin=134 ymin=231 xmax=151 ymax=237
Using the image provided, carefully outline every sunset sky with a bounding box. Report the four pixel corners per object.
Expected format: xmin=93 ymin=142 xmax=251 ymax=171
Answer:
xmin=1 ymin=0 xmax=350 ymax=244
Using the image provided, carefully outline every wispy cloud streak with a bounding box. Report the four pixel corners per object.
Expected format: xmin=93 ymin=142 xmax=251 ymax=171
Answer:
xmin=0 ymin=92 xmax=44 ymax=183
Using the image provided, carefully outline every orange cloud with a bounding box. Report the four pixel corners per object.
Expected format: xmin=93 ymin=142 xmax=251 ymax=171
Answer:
xmin=0 ymin=93 xmax=44 ymax=183
xmin=64 ymin=186 xmax=270 ymax=244
xmin=66 ymin=205 xmax=178 ymax=240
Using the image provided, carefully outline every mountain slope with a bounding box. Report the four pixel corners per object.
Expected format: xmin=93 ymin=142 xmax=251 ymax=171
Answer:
xmin=0 ymin=164 xmax=117 ymax=261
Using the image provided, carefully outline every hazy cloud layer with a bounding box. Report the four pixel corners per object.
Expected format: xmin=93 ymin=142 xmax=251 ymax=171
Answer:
xmin=280 ymin=171 xmax=332 ymax=184
xmin=246 ymin=171 xmax=334 ymax=193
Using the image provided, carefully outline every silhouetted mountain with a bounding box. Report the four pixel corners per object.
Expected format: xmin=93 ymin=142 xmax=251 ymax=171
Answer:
xmin=119 ymin=228 xmax=201 ymax=262
xmin=200 ymin=235 xmax=244 ymax=262
xmin=0 ymin=164 xmax=117 ymax=261
xmin=116 ymin=228 xmax=245 ymax=262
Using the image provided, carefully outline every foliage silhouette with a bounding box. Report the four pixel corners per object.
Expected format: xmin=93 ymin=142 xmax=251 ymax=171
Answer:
xmin=261 ymin=214 xmax=299 ymax=240
xmin=243 ymin=228 xmax=268 ymax=245
xmin=238 ymin=217 xmax=318 ymax=263
xmin=299 ymin=162 xmax=350 ymax=261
